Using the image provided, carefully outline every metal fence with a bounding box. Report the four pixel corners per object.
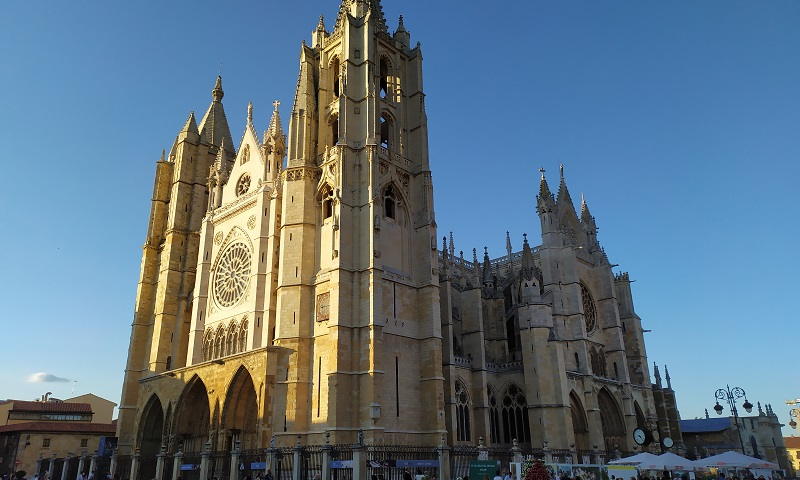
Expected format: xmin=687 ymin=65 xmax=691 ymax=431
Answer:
xmin=116 ymin=455 xmax=133 ymax=480
xmin=366 ymin=446 xmax=438 ymax=480
xmin=272 ymin=448 xmax=295 ymax=480
xmin=179 ymin=452 xmax=203 ymax=480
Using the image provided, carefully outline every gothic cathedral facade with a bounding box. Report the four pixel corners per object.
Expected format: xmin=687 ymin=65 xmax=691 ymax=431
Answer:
xmin=117 ymin=0 xmax=680 ymax=468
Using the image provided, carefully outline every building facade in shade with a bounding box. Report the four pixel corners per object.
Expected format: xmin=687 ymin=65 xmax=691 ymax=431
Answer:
xmin=681 ymin=404 xmax=791 ymax=472
xmin=116 ymin=0 xmax=680 ymax=466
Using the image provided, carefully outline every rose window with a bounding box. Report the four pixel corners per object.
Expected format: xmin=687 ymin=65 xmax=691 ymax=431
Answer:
xmin=581 ymin=283 xmax=597 ymax=332
xmin=213 ymin=241 xmax=252 ymax=307
xmin=236 ymin=174 xmax=251 ymax=197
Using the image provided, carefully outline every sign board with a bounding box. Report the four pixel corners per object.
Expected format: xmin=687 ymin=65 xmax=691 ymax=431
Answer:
xmin=396 ymin=460 xmax=439 ymax=469
xmin=249 ymin=462 xmax=268 ymax=471
xmin=180 ymin=465 xmax=199 ymax=471
xmin=470 ymin=460 xmax=500 ymax=480
xmin=330 ymin=461 xmax=354 ymax=469
xmin=608 ymin=465 xmax=638 ymax=480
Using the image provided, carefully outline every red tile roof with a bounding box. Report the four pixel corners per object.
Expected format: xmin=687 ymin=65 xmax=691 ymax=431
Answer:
xmin=0 ymin=422 xmax=115 ymax=434
xmin=10 ymin=401 xmax=92 ymax=414
xmin=785 ymin=437 xmax=800 ymax=449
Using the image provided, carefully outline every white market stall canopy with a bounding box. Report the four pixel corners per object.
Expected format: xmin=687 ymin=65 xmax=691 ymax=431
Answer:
xmin=637 ymin=453 xmax=698 ymax=471
xmin=694 ymin=451 xmax=779 ymax=470
xmin=609 ymin=453 xmax=661 ymax=465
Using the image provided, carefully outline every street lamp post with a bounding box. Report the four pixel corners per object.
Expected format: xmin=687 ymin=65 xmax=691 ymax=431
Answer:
xmin=787 ymin=398 xmax=800 ymax=429
xmin=712 ymin=385 xmax=753 ymax=454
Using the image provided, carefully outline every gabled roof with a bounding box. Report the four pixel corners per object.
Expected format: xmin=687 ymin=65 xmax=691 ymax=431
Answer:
xmin=10 ymin=401 xmax=92 ymax=414
xmin=679 ymin=417 xmax=731 ymax=433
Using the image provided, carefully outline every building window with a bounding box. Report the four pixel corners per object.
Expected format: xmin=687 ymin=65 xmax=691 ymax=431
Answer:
xmin=380 ymin=57 xmax=390 ymax=99
xmin=332 ymin=58 xmax=341 ymax=97
xmin=581 ymin=283 xmax=597 ymax=332
xmin=455 ymin=381 xmax=471 ymax=442
xmin=488 ymin=388 xmax=500 ymax=444
xmin=501 ymin=384 xmax=531 ymax=444
xmin=236 ymin=173 xmax=251 ymax=197
xmin=384 ymin=184 xmax=396 ymax=219
xmin=80 ymin=439 xmax=88 ymax=448
xmin=321 ymin=185 xmax=334 ymax=220
xmin=330 ymin=116 xmax=339 ymax=146
xmin=379 ymin=114 xmax=392 ymax=150
xmin=42 ymin=438 xmax=50 ymax=448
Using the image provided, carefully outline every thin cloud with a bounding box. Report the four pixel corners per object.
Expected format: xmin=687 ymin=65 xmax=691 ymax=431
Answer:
xmin=26 ymin=372 xmax=71 ymax=383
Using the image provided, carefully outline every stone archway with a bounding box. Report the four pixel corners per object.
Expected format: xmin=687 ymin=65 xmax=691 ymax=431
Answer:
xmin=174 ymin=376 xmax=211 ymax=454
xmin=597 ymin=388 xmax=626 ymax=453
xmin=137 ymin=394 xmax=164 ymax=480
xmin=221 ymin=367 xmax=259 ymax=450
xmin=569 ymin=392 xmax=590 ymax=451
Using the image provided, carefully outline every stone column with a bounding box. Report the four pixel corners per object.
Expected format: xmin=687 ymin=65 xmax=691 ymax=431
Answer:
xmin=35 ymin=458 xmax=43 ymax=477
xmin=321 ymin=435 xmax=331 ymax=480
xmin=76 ymin=454 xmax=87 ymax=480
xmin=229 ymin=440 xmax=241 ymax=480
xmin=199 ymin=442 xmax=212 ymax=480
xmin=438 ymin=436 xmax=451 ymax=480
xmin=477 ymin=437 xmax=489 ymax=461
xmin=155 ymin=445 xmax=167 ymax=480
xmin=511 ymin=440 xmax=523 ymax=464
xmin=292 ymin=437 xmax=303 ymax=480
xmin=61 ymin=457 xmax=72 ymax=480
xmin=110 ymin=449 xmax=119 ymax=479
xmin=48 ymin=454 xmax=56 ymax=480
xmin=129 ymin=449 xmax=141 ymax=480
xmin=543 ymin=440 xmax=553 ymax=464
xmin=89 ymin=454 xmax=98 ymax=477
xmin=171 ymin=451 xmax=183 ymax=480
xmin=352 ymin=434 xmax=366 ymax=480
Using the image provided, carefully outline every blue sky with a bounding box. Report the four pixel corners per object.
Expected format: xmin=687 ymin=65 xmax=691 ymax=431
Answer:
xmin=1 ymin=1 xmax=797 ymax=436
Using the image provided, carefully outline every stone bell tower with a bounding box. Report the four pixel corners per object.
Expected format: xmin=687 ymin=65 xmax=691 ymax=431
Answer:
xmin=275 ymin=0 xmax=444 ymax=444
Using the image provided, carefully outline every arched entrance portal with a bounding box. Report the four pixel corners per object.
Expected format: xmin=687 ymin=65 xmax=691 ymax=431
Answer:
xmin=138 ymin=395 xmax=164 ymax=480
xmin=174 ymin=376 xmax=211 ymax=453
xmin=569 ymin=392 xmax=590 ymax=451
xmin=222 ymin=367 xmax=259 ymax=450
xmin=598 ymin=388 xmax=626 ymax=453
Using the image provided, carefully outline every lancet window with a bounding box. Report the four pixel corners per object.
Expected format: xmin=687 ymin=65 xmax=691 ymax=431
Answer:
xmin=488 ymin=387 xmax=501 ymax=444
xmin=455 ymin=381 xmax=471 ymax=442
xmin=321 ymin=185 xmax=334 ymax=220
xmin=501 ymin=384 xmax=531 ymax=444
xmin=384 ymin=184 xmax=397 ymax=220
xmin=203 ymin=318 xmax=249 ymax=361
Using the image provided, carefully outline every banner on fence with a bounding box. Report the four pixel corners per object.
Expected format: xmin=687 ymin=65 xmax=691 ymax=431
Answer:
xmin=330 ymin=461 xmax=354 ymax=469
xmin=470 ymin=460 xmax=500 ymax=480
xmin=396 ymin=460 xmax=439 ymax=469
xmin=180 ymin=464 xmax=200 ymax=471
xmin=248 ymin=462 xmax=268 ymax=471
xmin=607 ymin=465 xmax=638 ymax=480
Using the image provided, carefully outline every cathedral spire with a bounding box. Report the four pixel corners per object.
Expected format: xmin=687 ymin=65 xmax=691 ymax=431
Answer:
xmin=394 ymin=15 xmax=410 ymax=47
xmin=653 ymin=362 xmax=662 ymax=388
xmin=664 ymin=364 xmax=672 ymax=389
xmin=481 ymin=247 xmax=493 ymax=286
xmin=505 ymin=231 xmax=512 ymax=257
xmin=449 ymin=232 xmax=455 ymax=258
xmin=180 ymin=112 xmax=199 ymax=135
xmin=333 ymin=0 xmax=388 ymax=34
xmin=537 ymin=167 xmax=555 ymax=214
xmin=199 ymin=76 xmax=234 ymax=152
xmin=557 ymin=164 xmax=576 ymax=213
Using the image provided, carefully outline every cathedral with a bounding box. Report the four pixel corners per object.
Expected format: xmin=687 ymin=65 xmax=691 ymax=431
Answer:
xmin=116 ymin=0 xmax=681 ymax=471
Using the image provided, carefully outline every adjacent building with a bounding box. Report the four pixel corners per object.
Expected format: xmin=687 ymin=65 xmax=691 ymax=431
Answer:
xmin=116 ymin=0 xmax=682 ymax=475
xmin=0 ymin=395 xmax=116 ymax=476
xmin=681 ymin=404 xmax=790 ymax=472
xmin=784 ymin=436 xmax=799 ymax=478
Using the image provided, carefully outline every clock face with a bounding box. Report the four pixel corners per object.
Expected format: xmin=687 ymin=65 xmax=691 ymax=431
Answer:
xmin=633 ymin=428 xmax=647 ymax=445
xmin=662 ymin=437 xmax=674 ymax=449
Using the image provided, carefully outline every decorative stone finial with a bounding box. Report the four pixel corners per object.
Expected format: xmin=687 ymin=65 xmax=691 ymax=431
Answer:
xmin=539 ymin=167 xmax=546 ymax=180
xmin=212 ymin=75 xmax=224 ymax=102
xmin=317 ymin=15 xmax=326 ymax=32
xmin=559 ymin=163 xmax=565 ymax=180
xmin=247 ymin=102 xmax=254 ymax=125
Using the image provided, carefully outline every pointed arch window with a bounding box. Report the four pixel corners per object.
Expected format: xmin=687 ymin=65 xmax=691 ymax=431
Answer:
xmin=384 ymin=184 xmax=397 ymax=219
xmin=380 ymin=57 xmax=390 ymax=99
xmin=488 ymin=387 xmax=500 ymax=444
xmin=240 ymin=144 xmax=250 ymax=165
xmin=581 ymin=283 xmax=597 ymax=332
xmin=455 ymin=381 xmax=471 ymax=442
xmin=332 ymin=57 xmax=341 ymax=97
xmin=501 ymin=384 xmax=531 ymax=444
xmin=239 ymin=320 xmax=248 ymax=353
xmin=214 ymin=326 xmax=225 ymax=359
xmin=203 ymin=330 xmax=213 ymax=361
xmin=226 ymin=322 xmax=237 ymax=356
xmin=380 ymin=114 xmax=393 ymax=150
xmin=321 ymin=185 xmax=334 ymax=220
xmin=330 ymin=115 xmax=339 ymax=147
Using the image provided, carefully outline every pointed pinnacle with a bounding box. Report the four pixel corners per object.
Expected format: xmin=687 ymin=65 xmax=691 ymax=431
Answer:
xmin=181 ymin=112 xmax=199 ymax=134
xmin=317 ymin=15 xmax=326 ymax=31
xmin=212 ymin=75 xmax=224 ymax=102
xmin=247 ymin=102 xmax=254 ymax=125
xmin=160 ymin=149 xmax=165 ymax=162
xmin=397 ymin=15 xmax=406 ymax=32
